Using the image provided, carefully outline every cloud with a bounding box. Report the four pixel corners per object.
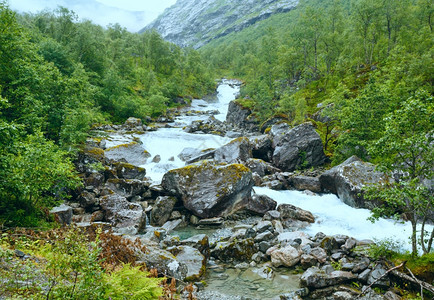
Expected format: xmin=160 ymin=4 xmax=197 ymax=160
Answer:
xmin=8 ymin=0 xmax=166 ymax=31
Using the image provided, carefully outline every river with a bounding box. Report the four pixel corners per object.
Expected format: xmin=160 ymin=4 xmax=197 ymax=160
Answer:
xmin=133 ymin=79 xmax=429 ymax=299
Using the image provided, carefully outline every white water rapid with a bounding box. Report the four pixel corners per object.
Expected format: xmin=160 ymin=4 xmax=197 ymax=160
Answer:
xmin=138 ymin=79 xmax=430 ymax=253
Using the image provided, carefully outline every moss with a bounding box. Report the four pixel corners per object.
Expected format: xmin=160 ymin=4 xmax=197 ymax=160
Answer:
xmin=106 ymin=142 xmax=138 ymax=151
xmin=264 ymin=127 xmax=271 ymax=134
xmin=85 ymin=147 xmax=105 ymax=160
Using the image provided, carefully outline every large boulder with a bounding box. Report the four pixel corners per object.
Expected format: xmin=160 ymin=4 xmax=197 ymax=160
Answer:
xmin=211 ymin=238 xmax=256 ymax=262
xmin=277 ymin=204 xmax=315 ymax=223
xmin=272 ymin=122 xmax=327 ymax=171
xmin=290 ymin=176 xmax=322 ymax=193
xmin=319 ymin=156 xmax=390 ymax=208
xmin=269 ymin=244 xmax=302 ymax=267
xmin=249 ymin=135 xmax=273 ymax=162
xmin=246 ymin=193 xmax=277 ymax=215
xmin=214 ymin=137 xmax=252 ymax=164
xmin=100 ymin=194 xmax=145 ymax=234
xmin=172 ymin=246 xmax=206 ymax=281
xmin=226 ymin=101 xmax=260 ymax=132
xmin=105 ymin=178 xmax=149 ymax=200
xmin=114 ymin=162 xmax=146 ymax=180
xmin=300 ymin=267 xmax=357 ymax=288
xmin=150 ymin=196 xmax=177 ymax=226
xmin=139 ymin=245 xmax=188 ymax=280
xmin=161 ymin=161 xmax=254 ymax=218
xmin=105 ymin=142 xmax=151 ymax=166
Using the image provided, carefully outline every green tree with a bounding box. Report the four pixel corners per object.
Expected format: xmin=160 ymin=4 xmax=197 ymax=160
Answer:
xmin=367 ymin=91 xmax=433 ymax=256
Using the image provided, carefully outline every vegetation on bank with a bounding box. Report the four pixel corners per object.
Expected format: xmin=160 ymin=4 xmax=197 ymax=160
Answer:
xmin=0 ymin=1 xmax=214 ymax=227
xmin=200 ymin=0 xmax=433 ymax=257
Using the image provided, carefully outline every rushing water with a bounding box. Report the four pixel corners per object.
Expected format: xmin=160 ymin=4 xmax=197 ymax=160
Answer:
xmin=133 ymin=79 xmax=431 ymax=298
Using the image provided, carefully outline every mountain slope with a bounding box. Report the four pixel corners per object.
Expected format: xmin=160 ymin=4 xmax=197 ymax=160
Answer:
xmin=141 ymin=0 xmax=298 ymax=48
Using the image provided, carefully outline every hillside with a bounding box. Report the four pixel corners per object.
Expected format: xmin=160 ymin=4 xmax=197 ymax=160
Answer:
xmin=141 ymin=0 xmax=298 ymax=48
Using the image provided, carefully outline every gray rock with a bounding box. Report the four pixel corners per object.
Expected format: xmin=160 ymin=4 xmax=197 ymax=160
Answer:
xmin=358 ymin=268 xmax=371 ymax=283
xmin=368 ymin=265 xmax=390 ymax=287
xmin=49 ymin=204 xmax=73 ymax=225
xmin=198 ymin=217 xmax=223 ymax=226
xmin=100 ymin=194 xmax=145 ymax=233
xmin=319 ymin=156 xmax=391 ymax=208
xmin=333 ymin=291 xmax=354 ymax=300
xmin=138 ymin=245 xmax=187 ymax=280
xmin=178 ymin=147 xmax=202 ymax=162
xmin=105 ymin=142 xmax=151 ymax=166
xmin=291 ymin=175 xmax=322 ymax=193
xmin=84 ymin=172 xmax=105 ymax=188
xmin=114 ymin=162 xmax=146 ymax=180
xmin=181 ymin=234 xmax=210 ymax=258
xmin=272 ymin=122 xmax=327 ymax=171
xmin=161 ymin=161 xmax=253 ymax=218
xmin=211 ymin=239 xmax=256 ymax=262
xmin=78 ymin=191 xmax=98 ymax=209
xmin=246 ymin=193 xmax=277 ymax=215
xmin=105 ymin=178 xmax=149 ymax=200
xmin=249 ymin=135 xmax=273 ymax=162
xmin=352 ymin=257 xmax=370 ymax=273
xmin=263 ymin=210 xmax=281 ymax=221
xmin=161 ymin=219 xmax=183 ymax=233
xmin=300 ymin=266 xmax=357 ymax=288
xmin=269 ymin=244 xmax=302 ymax=267
xmin=383 ymin=291 xmax=402 ymax=300
xmin=214 ymin=137 xmax=252 ymax=164
xmin=150 ymin=196 xmax=177 ymax=226
xmin=277 ymin=203 xmax=315 ymax=223
xmin=254 ymin=220 xmax=273 ymax=233
xmin=245 ymin=158 xmax=277 ymax=176
xmin=342 ymin=237 xmax=357 ymax=251
xmin=123 ymin=117 xmax=143 ymax=130
xmin=254 ymin=231 xmax=274 ymax=243
xmin=225 ymin=101 xmax=260 ymax=132
xmin=310 ymin=247 xmax=328 ymax=264
xmin=300 ymin=254 xmax=318 ymax=269
xmin=173 ymin=246 xmax=206 ymax=281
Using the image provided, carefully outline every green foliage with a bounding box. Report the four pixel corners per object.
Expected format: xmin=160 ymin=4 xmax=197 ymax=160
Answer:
xmin=104 ymin=264 xmax=163 ymax=300
xmin=0 ymin=227 xmax=165 ymax=299
xmin=368 ymin=238 xmax=405 ymax=260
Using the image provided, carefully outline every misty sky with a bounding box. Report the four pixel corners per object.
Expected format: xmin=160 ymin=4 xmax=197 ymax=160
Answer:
xmin=8 ymin=0 xmax=177 ymax=32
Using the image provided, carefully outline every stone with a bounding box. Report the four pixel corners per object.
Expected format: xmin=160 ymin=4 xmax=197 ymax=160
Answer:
xmin=214 ymin=137 xmax=252 ymax=164
xmin=105 ymin=142 xmax=151 ymax=166
xmin=100 ymin=194 xmax=145 ymax=234
xmin=197 ymin=217 xmax=223 ymax=226
xmin=272 ymin=122 xmax=327 ymax=171
xmin=258 ymin=241 xmax=273 ymax=253
xmin=161 ymin=161 xmax=254 ymax=218
xmin=84 ymin=172 xmax=105 ymax=188
xmin=49 ymin=204 xmax=73 ymax=225
xmin=170 ymin=211 xmax=182 ymax=220
xmin=152 ymin=155 xmax=161 ymax=163
xmin=269 ymin=245 xmax=302 ymax=267
xmin=278 ymin=231 xmax=312 ymax=247
xmin=277 ymin=204 xmax=315 ymax=223
xmin=173 ymin=246 xmax=206 ymax=281
xmin=358 ymin=268 xmax=371 ymax=283
xmin=263 ymin=210 xmax=281 ymax=221
xmin=342 ymin=237 xmax=357 ymax=251
xmin=226 ymin=100 xmax=260 ymax=132
xmin=383 ymin=291 xmax=402 ymax=300
xmin=178 ymin=147 xmax=202 ymax=162
xmin=123 ymin=117 xmax=143 ymax=130
xmin=114 ymin=162 xmax=146 ymax=180
xmin=310 ymin=247 xmax=328 ymax=264
xmin=105 ymin=178 xmax=149 ymax=199
xmin=181 ymin=234 xmax=210 ymax=258
xmin=352 ymin=257 xmax=370 ymax=273
xmin=249 ymin=135 xmax=273 ymax=162
xmin=138 ymin=245 xmax=187 ymax=280
xmin=245 ymin=158 xmax=277 ymax=177
xmin=320 ymin=236 xmax=340 ymax=254
xmin=300 ymin=267 xmax=357 ymax=288
xmin=78 ymin=191 xmax=98 ymax=209
xmin=319 ymin=156 xmax=391 ymax=208
xmin=301 ymin=254 xmax=318 ymax=269
xmin=333 ymin=291 xmax=354 ymax=300
xmin=270 ymin=122 xmax=291 ymax=147
xmin=254 ymin=220 xmax=273 ymax=233
xmin=150 ymin=196 xmax=177 ymax=226
xmin=254 ymin=231 xmax=274 ymax=243
xmin=161 ymin=219 xmax=183 ymax=233
xmin=246 ymin=193 xmax=277 ymax=215
xmin=291 ymin=176 xmax=322 ymax=193
xmin=367 ymin=265 xmax=390 ymax=287
xmin=211 ymin=239 xmax=256 ymax=262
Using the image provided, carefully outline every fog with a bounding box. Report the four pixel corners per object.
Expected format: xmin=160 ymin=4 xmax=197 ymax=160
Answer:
xmin=8 ymin=0 xmax=177 ymax=32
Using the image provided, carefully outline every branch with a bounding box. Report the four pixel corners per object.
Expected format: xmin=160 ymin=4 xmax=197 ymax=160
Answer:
xmin=406 ymin=267 xmax=424 ymax=300
xmin=390 ymin=268 xmax=434 ymax=295
xmin=356 ymin=262 xmax=406 ymax=298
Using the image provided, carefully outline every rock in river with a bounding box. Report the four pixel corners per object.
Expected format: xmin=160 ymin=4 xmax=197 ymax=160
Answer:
xmin=161 ymin=161 xmax=254 ymax=218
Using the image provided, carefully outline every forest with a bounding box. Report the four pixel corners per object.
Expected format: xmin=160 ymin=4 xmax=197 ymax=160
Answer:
xmin=0 ymin=0 xmax=432 ymax=298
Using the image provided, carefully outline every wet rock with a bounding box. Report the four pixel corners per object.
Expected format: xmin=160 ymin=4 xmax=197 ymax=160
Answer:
xmin=100 ymin=194 xmax=145 ymax=234
xmin=211 ymin=238 xmax=255 ymax=262
xmin=186 ymin=149 xmax=216 ymax=164
xmin=300 ymin=267 xmax=357 ymax=288
xmin=277 ymin=204 xmax=315 ymax=223
xmin=150 ymin=196 xmax=177 ymax=226
xmin=214 ymin=137 xmax=252 ymax=164
xmin=78 ymin=191 xmax=98 ymax=209
xmin=105 ymin=142 xmax=151 ymax=166
xmin=272 ymin=122 xmax=327 ymax=171
xmin=152 ymin=155 xmax=161 ymax=163
xmin=113 ymin=162 xmax=146 ymax=180
xmin=263 ymin=210 xmax=281 ymax=221
xmin=50 ymin=204 xmax=73 ymax=225
xmin=246 ymin=193 xmax=277 ymax=216
xmin=291 ymin=176 xmax=322 ymax=193
xmin=105 ymin=178 xmax=148 ymax=199
xmin=162 ymin=219 xmax=183 ymax=233
xmin=319 ymin=156 xmax=391 ymax=208
xmin=262 ymin=179 xmax=284 ymax=190
xmin=161 ymin=161 xmax=254 ymax=218
xmin=269 ymin=244 xmax=302 ymax=267
xmin=270 ymin=122 xmax=291 ymax=147
xmin=245 ymin=158 xmax=277 ymax=177
xmin=367 ymin=264 xmax=390 ymax=288
xmin=249 ymin=135 xmax=273 ymax=162
xmin=138 ymin=245 xmax=187 ymax=280
xmin=173 ymin=246 xmax=206 ymax=281
xmin=226 ymin=100 xmax=260 ymax=132
xmin=178 ymin=147 xmax=202 ymax=162
xmin=181 ymin=234 xmax=210 ymax=258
